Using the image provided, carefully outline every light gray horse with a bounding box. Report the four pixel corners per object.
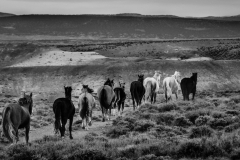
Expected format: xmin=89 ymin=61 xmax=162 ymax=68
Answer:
xmin=78 ymin=85 xmax=95 ymax=130
xmin=163 ymin=71 xmax=181 ymax=103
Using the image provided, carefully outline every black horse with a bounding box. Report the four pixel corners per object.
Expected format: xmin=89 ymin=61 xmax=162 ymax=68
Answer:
xmin=180 ymin=73 xmax=198 ymax=101
xmin=130 ymin=75 xmax=145 ymax=110
xmin=53 ymin=86 xmax=75 ymax=139
xmin=113 ymin=82 xmax=126 ymax=116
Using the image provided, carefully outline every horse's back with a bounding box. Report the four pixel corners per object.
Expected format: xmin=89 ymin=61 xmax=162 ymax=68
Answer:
xmin=114 ymin=87 xmax=126 ymax=102
xmin=97 ymin=85 xmax=114 ymax=108
xmin=181 ymin=78 xmax=196 ymax=92
xmin=53 ymin=98 xmax=75 ymax=118
xmin=3 ymin=103 xmax=30 ymax=128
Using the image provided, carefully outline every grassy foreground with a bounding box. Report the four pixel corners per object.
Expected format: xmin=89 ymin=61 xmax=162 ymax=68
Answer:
xmin=2 ymin=94 xmax=240 ymax=160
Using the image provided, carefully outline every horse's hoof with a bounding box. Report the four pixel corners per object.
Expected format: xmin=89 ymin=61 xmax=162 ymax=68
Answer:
xmin=70 ymin=136 xmax=73 ymax=139
xmin=102 ymin=119 xmax=105 ymax=122
xmin=61 ymin=136 xmax=65 ymax=139
xmin=82 ymin=126 xmax=85 ymax=129
xmin=89 ymin=121 xmax=92 ymax=126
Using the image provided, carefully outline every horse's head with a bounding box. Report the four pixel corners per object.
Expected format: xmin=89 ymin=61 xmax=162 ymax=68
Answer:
xmin=173 ymin=71 xmax=181 ymax=83
xmin=19 ymin=92 xmax=33 ymax=115
xmin=104 ymin=78 xmax=114 ymax=87
xmin=138 ymin=74 xmax=144 ymax=83
xmin=64 ymin=86 xmax=72 ymax=99
xmin=119 ymin=82 xmax=126 ymax=90
xmin=192 ymin=73 xmax=198 ymax=84
xmin=154 ymin=71 xmax=162 ymax=86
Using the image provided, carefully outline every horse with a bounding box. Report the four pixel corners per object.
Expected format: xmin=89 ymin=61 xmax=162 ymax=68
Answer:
xmin=113 ymin=81 xmax=126 ymax=116
xmin=78 ymin=85 xmax=95 ymax=130
xmin=1 ymin=92 xmax=33 ymax=145
xmin=143 ymin=71 xmax=161 ymax=103
xmin=130 ymin=74 xmax=145 ymax=110
xmin=180 ymin=73 xmax=198 ymax=101
xmin=97 ymin=78 xmax=115 ymax=122
xmin=53 ymin=86 xmax=75 ymax=139
xmin=163 ymin=71 xmax=181 ymax=103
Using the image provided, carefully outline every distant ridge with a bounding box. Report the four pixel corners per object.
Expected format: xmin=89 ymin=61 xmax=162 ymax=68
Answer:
xmin=0 ymin=12 xmax=15 ymax=17
xmin=1 ymin=13 xmax=240 ymax=39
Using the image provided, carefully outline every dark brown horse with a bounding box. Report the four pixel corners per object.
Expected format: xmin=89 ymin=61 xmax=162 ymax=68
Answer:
xmin=113 ymin=82 xmax=126 ymax=116
xmin=53 ymin=86 xmax=75 ymax=139
xmin=2 ymin=92 xmax=33 ymax=144
xmin=97 ymin=78 xmax=115 ymax=122
xmin=130 ymin=75 xmax=145 ymax=110
xmin=180 ymin=73 xmax=198 ymax=101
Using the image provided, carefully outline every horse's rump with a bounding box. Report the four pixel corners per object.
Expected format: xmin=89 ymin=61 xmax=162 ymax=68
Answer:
xmin=2 ymin=105 xmax=18 ymax=143
xmin=114 ymin=87 xmax=126 ymax=103
xmin=98 ymin=85 xmax=114 ymax=110
xmin=53 ymin=98 xmax=75 ymax=132
xmin=79 ymin=93 xmax=94 ymax=119
xmin=130 ymin=81 xmax=145 ymax=100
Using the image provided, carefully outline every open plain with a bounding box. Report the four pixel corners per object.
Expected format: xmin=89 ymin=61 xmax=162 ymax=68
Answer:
xmin=1 ymin=14 xmax=240 ymax=160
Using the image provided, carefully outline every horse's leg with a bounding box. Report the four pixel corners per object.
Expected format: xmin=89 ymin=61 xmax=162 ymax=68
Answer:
xmin=121 ymin=102 xmax=124 ymax=115
xmin=88 ymin=110 xmax=92 ymax=126
xmin=69 ymin=117 xmax=73 ymax=139
xmin=153 ymin=92 xmax=157 ymax=104
xmin=25 ymin=124 xmax=30 ymax=144
xmin=85 ymin=117 xmax=89 ymax=130
xmin=131 ymin=92 xmax=136 ymax=111
xmin=61 ymin=118 xmax=67 ymax=138
xmin=175 ymin=92 xmax=178 ymax=100
xmin=192 ymin=90 xmax=196 ymax=100
xmin=186 ymin=90 xmax=190 ymax=101
xmin=117 ymin=101 xmax=121 ymax=116
xmin=101 ymin=107 xmax=105 ymax=122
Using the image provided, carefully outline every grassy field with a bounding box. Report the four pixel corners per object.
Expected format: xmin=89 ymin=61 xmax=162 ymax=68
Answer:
xmin=1 ymin=39 xmax=240 ymax=159
xmin=1 ymin=91 xmax=240 ymax=159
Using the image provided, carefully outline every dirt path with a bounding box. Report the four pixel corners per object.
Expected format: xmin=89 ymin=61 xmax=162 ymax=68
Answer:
xmin=18 ymin=108 xmax=132 ymax=143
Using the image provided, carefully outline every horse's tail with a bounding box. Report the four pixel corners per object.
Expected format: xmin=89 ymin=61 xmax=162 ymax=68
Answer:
xmin=81 ymin=96 xmax=89 ymax=117
xmin=53 ymin=101 xmax=61 ymax=133
xmin=2 ymin=106 xmax=16 ymax=143
xmin=99 ymin=87 xmax=109 ymax=109
xmin=145 ymin=81 xmax=152 ymax=102
xmin=114 ymin=88 xmax=121 ymax=107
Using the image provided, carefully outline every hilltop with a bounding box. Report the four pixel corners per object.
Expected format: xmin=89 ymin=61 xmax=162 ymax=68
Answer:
xmin=1 ymin=14 xmax=240 ymax=40
xmin=0 ymin=12 xmax=15 ymax=17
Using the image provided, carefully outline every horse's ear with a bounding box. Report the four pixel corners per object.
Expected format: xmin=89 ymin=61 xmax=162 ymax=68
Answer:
xmin=30 ymin=92 xmax=32 ymax=97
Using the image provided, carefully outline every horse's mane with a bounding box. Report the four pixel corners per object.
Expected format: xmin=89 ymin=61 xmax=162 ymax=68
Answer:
xmin=104 ymin=78 xmax=114 ymax=87
xmin=64 ymin=86 xmax=72 ymax=100
xmin=82 ymin=85 xmax=94 ymax=93
xmin=18 ymin=93 xmax=33 ymax=115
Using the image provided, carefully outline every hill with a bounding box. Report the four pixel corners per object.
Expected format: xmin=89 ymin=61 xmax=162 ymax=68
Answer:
xmin=0 ymin=12 xmax=15 ymax=17
xmin=1 ymin=14 xmax=240 ymax=39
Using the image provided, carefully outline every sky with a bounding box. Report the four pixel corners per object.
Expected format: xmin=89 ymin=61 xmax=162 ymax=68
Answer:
xmin=0 ymin=0 xmax=240 ymax=17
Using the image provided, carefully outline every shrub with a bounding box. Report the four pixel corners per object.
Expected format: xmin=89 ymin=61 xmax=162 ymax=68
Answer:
xmin=155 ymin=113 xmax=175 ymax=125
xmin=209 ymin=117 xmax=233 ymax=129
xmin=158 ymin=103 xmax=179 ymax=112
xmin=231 ymin=148 xmax=240 ymax=160
xmin=6 ymin=144 xmax=34 ymax=160
xmin=225 ymin=123 xmax=240 ymax=132
xmin=189 ymin=126 xmax=213 ymax=138
xmin=176 ymin=139 xmax=224 ymax=158
xmin=133 ymin=120 xmax=155 ymax=132
xmin=106 ymin=126 xmax=130 ymax=138
xmin=185 ymin=109 xmax=211 ymax=124
xmin=174 ymin=116 xmax=192 ymax=127
xmin=195 ymin=115 xmax=213 ymax=126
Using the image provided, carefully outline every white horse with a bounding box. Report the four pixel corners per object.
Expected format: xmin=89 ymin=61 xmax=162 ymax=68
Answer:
xmin=143 ymin=71 xmax=161 ymax=104
xmin=163 ymin=71 xmax=181 ymax=103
